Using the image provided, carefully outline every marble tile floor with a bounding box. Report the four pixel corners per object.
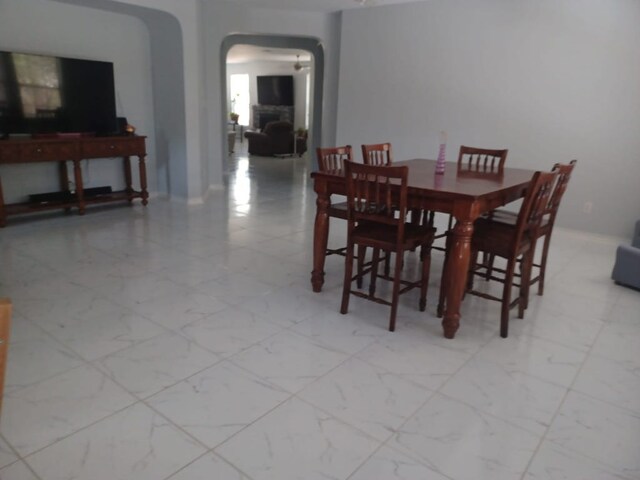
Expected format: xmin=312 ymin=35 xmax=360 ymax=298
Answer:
xmin=0 ymin=149 xmax=638 ymax=480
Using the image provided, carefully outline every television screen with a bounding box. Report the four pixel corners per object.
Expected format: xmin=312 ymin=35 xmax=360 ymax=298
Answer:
xmin=257 ymin=75 xmax=294 ymax=106
xmin=0 ymin=51 xmax=117 ymax=136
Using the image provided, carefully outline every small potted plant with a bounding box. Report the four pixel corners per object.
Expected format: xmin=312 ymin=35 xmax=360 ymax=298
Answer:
xmin=229 ymin=94 xmax=240 ymax=123
xmin=296 ymin=127 xmax=307 ymax=138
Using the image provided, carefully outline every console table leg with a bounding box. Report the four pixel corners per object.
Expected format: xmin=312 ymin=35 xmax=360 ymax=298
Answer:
xmin=73 ymin=160 xmax=85 ymax=215
xmin=138 ymin=155 xmax=148 ymax=206
xmin=59 ymin=161 xmax=72 ymax=213
xmin=0 ymin=176 xmax=6 ymax=228
xmin=59 ymin=161 xmax=69 ymax=190
xmin=124 ymin=156 xmax=133 ymax=204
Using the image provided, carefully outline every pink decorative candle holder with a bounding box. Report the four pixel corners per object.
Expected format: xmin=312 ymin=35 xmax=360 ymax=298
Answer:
xmin=434 ymin=172 xmax=444 ymax=188
xmin=435 ymin=131 xmax=447 ymax=175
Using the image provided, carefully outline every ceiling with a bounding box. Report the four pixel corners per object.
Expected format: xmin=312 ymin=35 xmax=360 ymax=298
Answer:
xmin=212 ymin=0 xmax=423 ymax=14
xmin=227 ymin=45 xmax=312 ymax=65
xmin=225 ymin=1 xmax=426 ymax=64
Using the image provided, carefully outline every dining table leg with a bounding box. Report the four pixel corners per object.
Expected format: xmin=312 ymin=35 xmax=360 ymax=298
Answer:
xmin=442 ymin=219 xmax=474 ymax=339
xmin=311 ymin=189 xmax=330 ymax=292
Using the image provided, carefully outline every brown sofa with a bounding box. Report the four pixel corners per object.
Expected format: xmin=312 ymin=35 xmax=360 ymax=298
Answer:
xmin=244 ymin=121 xmax=307 ymax=156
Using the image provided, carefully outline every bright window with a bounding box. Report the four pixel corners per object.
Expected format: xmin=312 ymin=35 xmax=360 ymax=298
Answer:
xmin=12 ymin=53 xmax=61 ymax=118
xmin=229 ymin=73 xmax=250 ymax=126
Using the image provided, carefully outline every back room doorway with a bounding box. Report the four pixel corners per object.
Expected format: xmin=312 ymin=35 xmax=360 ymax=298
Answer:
xmin=220 ymin=34 xmax=325 ymax=166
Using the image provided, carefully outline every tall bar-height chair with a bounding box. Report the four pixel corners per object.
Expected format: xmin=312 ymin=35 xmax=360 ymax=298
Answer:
xmin=316 ymin=145 xmax=354 ymax=257
xmin=448 ymin=170 xmax=558 ymax=338
xmin=433 ymin=146 xmax=509 ymax=252
xmin=360 ymin=143 xmax=395 ymax=275
xmin=483 ymin=160 xmax=577 ymax=298
xmin=361 ymin=143 xmax=393 ymax=166
xmin=340 ymin=161 xmax=436 ymax=332
xmin=435 ymin=146 xmax=510 ymax=316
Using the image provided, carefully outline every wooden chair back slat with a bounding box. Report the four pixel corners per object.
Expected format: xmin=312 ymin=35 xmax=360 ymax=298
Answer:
xmin=317 ymin=145 xmax=353 ymax=173
xmin=458 ymin=145 xmax=508 ymax=174
xmin=361 ymin=143 xmax=393 ymax=166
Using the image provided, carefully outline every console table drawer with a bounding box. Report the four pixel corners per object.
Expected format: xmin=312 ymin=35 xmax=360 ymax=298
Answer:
xmin=81 ymin=138 xmax=145 ymax=158
xmin=19 ymin=142 xmax=77 ymax=162
xmin=0 ymin=144 xmax=20 ymax=163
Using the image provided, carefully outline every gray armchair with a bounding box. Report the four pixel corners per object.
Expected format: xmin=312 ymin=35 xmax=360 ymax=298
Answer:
xmin=611 ymin=220 xmax=640 ymax=290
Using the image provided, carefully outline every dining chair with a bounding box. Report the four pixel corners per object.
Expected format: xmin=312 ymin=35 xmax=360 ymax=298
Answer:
xmin=439 ymin=169 xmax=557 ymax=338
xmin=360 ymin=142 xmax=397 ymax=274
xmin=432 ymin=146 xmax=509 ymax=254
xmin=316 ymin=145 xmax=354 ymax=257
xmin=340 ymin=161 xmax=436 ymax=332
xmin=483 ymin=160 xmax=577 ymax=298
xmin=362 ymin=141 xmax=425 ymax=230
xmin=361 ymin=143 xmax=393 ymax=166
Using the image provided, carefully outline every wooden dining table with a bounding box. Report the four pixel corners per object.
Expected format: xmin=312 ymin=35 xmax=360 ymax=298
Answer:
xmin=311 ymin=158 xmax=536 ymax=339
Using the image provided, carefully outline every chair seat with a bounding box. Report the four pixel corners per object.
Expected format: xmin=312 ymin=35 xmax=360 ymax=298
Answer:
xmin=472 ymin=217 xmax=532 ymax=260
xmin=353 ymin=223 xmax=436 ymax=251
xmin=482 ymin=209 xmax=517 ymax=224
xmin=483 ymin=209 xmax=550 ymax=231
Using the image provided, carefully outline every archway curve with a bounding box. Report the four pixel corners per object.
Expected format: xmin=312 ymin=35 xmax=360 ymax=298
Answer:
xmin=220 ymin=34 xmax=324 ymax=164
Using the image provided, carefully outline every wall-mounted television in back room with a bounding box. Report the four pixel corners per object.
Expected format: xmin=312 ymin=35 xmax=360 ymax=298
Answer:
xmin=256 ymin=75 xmax=294 ymax=106
xmin=0 ymin=51 xmax=117 ymax=136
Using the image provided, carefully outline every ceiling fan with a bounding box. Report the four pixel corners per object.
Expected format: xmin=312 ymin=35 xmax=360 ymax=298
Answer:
xmin=293 ymin=55 xmax=310 ymax=72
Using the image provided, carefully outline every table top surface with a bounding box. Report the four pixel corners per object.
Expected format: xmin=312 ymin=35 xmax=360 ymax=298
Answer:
xmin=313 ymin=158 xmax=536 ymax=199
xmin=0 ymin=135 xmax=146 ymax=144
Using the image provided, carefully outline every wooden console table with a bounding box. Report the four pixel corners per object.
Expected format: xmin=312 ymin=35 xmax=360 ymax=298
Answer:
xmin=0 ymin=135 xmax=148 ymax=227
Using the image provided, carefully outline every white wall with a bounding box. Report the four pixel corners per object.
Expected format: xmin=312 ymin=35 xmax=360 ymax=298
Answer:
xmin=0 ymin=0 xmax=155 ymax=203
xmin=337 ymin=0 xmax=640 ymax=238
xmin=227 ymin=61 xmax=309 ymax=129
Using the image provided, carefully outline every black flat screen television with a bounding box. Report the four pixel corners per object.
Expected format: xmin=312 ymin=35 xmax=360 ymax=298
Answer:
xmin=257 ymin=75 xmax=294 ymax=106
xmin=0 ymin=51 xmax=117 ymax=136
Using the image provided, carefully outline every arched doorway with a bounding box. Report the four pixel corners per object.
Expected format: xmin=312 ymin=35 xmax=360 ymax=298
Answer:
xmin=220 ymin=34 xmax=324 ymax=166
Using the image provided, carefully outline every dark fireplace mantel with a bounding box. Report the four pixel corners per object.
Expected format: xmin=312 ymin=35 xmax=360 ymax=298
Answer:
xmin=252 ymin=105 xmax=294 ymax=129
